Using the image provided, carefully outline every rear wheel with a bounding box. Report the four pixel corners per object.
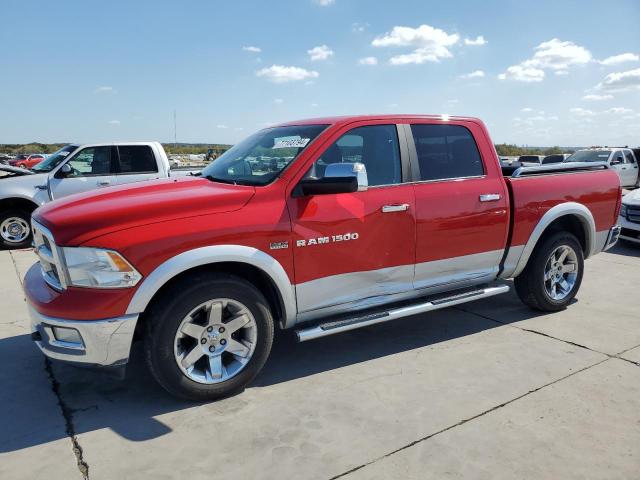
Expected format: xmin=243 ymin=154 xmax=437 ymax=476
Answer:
xmin=0 ymin=210 xmax=32 ymax=249
xmin=515 ymin=232 xmax=584 ymax=311
xmin=145 ymin=273 xmax=274 ymax=401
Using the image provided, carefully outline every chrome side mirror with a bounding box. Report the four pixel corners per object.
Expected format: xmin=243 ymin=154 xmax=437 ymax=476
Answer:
xmin=324 ymin=162 xmax=368 ymax=191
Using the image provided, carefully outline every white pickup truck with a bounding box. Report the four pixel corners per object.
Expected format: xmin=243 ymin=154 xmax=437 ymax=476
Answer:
xmin=0 ymin=142 xmax=198 ymax=248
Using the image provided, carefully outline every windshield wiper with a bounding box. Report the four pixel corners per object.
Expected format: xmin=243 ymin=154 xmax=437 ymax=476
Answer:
xmin=205 ymin=175 xmax=237 ymax=185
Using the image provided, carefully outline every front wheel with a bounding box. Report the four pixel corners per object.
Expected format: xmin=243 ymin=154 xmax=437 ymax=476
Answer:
xmin=145 ymin=273 xmax=274 ymax=401
xmin=515 ymin=232 xmax=584 ymax=312
xmin=0 ymin=210 xmax=33 ymax=249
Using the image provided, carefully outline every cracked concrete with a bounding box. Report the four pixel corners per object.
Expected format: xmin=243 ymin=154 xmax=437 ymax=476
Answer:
xmin=2 ymin=242 xmax=640 ymax=479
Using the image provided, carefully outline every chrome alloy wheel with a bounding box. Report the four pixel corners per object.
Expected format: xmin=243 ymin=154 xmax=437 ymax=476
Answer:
xmin=0 ymin=217 xmax=30 ymax=244
xmin=173 ymin=299 xmax=257 ymax=384
xmin=544 ymin=245 xmax=578 ymax=301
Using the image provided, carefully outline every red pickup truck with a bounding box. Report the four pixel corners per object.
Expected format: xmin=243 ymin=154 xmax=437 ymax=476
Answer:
xmin=25 ymin=115 xmax=621 ymax=400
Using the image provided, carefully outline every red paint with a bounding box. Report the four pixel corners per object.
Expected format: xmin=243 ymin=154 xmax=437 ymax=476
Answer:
xmin=27 ymin=114 xmax=620 ymax=321
xmin=9 ymin=154 xmax=45 ymax=169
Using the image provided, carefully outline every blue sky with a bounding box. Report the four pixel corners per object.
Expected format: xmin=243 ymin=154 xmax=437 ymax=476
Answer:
xmin=1 ymin=0 xmax=639 ymax=146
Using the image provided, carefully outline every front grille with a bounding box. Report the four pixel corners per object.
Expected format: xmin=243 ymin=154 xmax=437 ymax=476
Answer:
xmin=627 ymin=206 xmax=640 ymax=224
xmin=32 ymin=221 xmax=66 ymax=290
xmin=621 ymin=227 xmax=640 ymax=240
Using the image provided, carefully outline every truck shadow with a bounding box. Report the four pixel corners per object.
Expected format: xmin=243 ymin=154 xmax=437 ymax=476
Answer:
xmin=0 ymin=285 xmax=553 ymax=453
xmin=607 ymin=241 xmax=640 ymax=258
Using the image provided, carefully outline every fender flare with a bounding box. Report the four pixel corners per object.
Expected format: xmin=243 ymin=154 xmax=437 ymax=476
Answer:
xmin=125 ymin=245 xmax=297 ymax=327
xmin=510 ymin=202 xmax=596 ymax=278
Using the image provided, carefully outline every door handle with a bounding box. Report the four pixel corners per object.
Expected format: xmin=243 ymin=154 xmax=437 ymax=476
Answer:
xmin=98 ymin=179 xmax=111 ymax=186
xmin=381 ymin=204 xmax=410 ymax=213
xmin=479 ymin=194 xmax=501 ymax=202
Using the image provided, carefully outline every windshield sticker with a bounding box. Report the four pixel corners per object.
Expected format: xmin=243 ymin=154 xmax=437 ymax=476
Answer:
xmin=598 ymin=154 xmax=609 ymax=157
xmin=59 ymin=151 xmax=70 ymax=156
xmin=273 ymin=138 xmax=310 ymax=149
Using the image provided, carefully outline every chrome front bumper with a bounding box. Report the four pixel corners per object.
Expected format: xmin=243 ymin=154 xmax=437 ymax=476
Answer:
xmin=29 ymin=306 xmax=138 ymax=367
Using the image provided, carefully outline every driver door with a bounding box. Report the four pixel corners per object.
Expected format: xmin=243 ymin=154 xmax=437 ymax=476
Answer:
xmin=48 ymin=146 xmax=117 ymax=200
xmin=287 ymin=123 xmax=416 ymax=315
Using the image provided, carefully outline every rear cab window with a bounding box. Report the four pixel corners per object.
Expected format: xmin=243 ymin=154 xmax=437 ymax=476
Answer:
xmin=410 ymin=124 xmax=484 ymax=181
xmin=117 ymin=145 xmax=158 ymax=174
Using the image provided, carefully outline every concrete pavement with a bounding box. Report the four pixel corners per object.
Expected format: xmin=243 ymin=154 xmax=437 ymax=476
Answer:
xmin=1 ymin=243 xmax=639 ymax=479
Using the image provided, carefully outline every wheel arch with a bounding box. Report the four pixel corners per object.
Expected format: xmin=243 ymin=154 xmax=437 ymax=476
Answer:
xmin=126 ymin=245 xmax=297 ymax=329
xmin=510 ymin=202 xmax=596 ymax=278
xmin=0 ymin=197 xmax=40 ymax=214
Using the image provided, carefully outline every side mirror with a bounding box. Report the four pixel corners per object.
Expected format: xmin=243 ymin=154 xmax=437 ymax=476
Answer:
xmin=323 ymin=162 xmax=368 ymax=192
xmin=55 ymin=163 xmax=72 ymax=178
xmin=296 ymin=162 xmax=369 ymax=197
xmin=610 ymin=158 xmax=623 ymax=166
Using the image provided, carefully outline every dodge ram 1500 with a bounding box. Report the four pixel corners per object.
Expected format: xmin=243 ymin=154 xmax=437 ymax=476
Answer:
xmin=24 ymin=115 xmax=622 ymax=400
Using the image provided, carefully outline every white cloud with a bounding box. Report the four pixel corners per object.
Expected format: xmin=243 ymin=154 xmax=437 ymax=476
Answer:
xmin=235 ymin=127 xmax=244 ymax=131
xmin=107 ymin=120 xmax=120 ymax=125
xmin=582 ymin=94 xmax=613 ymax=101
xmin=307 ymin=45 xmax=334 ymax=61
xmin=604 ymin=107 xmax=633 ymax=114
xmin=521 ymin=107 xmax=534 ymax=112
xmin=95 ymin=86 xmax=115 ymax=93
xmin=216 ymin=124 xmax=228 ymax=129
xmin=459 ymin=70 xmax=485 ymax=79
xmin=372 ymin=24 xmax=459 ymax=65
xmin=464 ymin=36 xmax=486 ymax=46
xmin=352 ymin=22 xmax=368 ymax=32
xmin=256 ymin=65 xmax=319 ymax=83
xmin=311 ymin=103 xmax=319 ymax=107
xmin=554 ymin=70 xmax=569 ymax=76
xmin=315 ymin=0 xmax=334 ymax=6
xmin=570 ymin=107 xmax=595 ymax=117
xmin=242 ymin=46 xmax=261 ymax=53
xmin=498 ymin=65 xmax=545 ymax=82
xmin=600 ymin=53 xmax=639 ymax=66
xmin=358 ymin=56 xmax=378 ymax=66
xmin=596 ymin=68 xmax=640 ymax=92
xmin=499 ymin=38 xmax=591 ymax=82
xmin=274 ymin=98 xmax=284 ymax=104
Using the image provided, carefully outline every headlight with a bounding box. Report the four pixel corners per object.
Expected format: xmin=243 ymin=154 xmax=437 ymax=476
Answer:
xmin=61 ymin=247 xmax=142 ymax=288
xmin=620 ymin=203 xmax=628 ymax=219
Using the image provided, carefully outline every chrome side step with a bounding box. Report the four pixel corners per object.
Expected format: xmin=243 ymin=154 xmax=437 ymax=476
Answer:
xmin=295 ymin=284 xmax=510 ymax=342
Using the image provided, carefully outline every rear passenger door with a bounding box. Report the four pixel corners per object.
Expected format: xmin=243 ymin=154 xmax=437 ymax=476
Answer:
xmin=112 ymin=145 xmax=161 ymax=186
xmin=407 ymin=122 xmax=509 ymax=291
xmin=622 ymin=149 xmax=638 ymax=187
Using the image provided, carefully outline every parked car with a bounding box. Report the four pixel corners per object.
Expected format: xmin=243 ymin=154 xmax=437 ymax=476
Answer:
xmin=541 ymin=154 xmax=571 ymax=164
xmin=564 ymin=148 xmax=638 ymax=188
xmin=24 ymin=114 xmax=621 ymax=401
xmin=0 ymin=142 xmax=198 ymax=248
xmin=518 ymin=155 xmax=544 ymax=166
xmin=619 ymin=189 xmax=640 ymax=244
xmin=9 ymin=154 xmax=45 ymax=169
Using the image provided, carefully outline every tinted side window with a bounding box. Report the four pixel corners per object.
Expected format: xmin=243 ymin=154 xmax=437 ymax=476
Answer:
xmin=624 ymin=151 xmax=635 ymax=164
xmin=309 ymin=124 xmax=401 ymax=186
xmin=410 ymin=124 xmax=484 ymax=181
xmin=117 ymin=146 xmax=158 ymax=173
xmin=67 ymin=146 xmax=117 ymax=176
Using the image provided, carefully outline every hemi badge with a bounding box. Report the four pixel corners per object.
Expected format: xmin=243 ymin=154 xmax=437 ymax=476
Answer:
xmin=270 ymin=241 xmax=289 ymax=250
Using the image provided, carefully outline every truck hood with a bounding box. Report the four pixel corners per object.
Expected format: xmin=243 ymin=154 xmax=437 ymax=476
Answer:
xmin=0 ymin=164 xmax=35 ymax=176
xmin=622 ymin=189 xmax=640 ymax=206
xmin=33 ymin=177 xmax=256 ymax=245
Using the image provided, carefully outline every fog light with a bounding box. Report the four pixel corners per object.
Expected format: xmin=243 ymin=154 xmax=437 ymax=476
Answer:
xmin=51 ymin=326 xmax=83 ymax=345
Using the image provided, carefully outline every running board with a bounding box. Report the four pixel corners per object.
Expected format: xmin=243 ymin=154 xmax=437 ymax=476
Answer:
xmin=295 ymin=285 xmax=510 ymax=342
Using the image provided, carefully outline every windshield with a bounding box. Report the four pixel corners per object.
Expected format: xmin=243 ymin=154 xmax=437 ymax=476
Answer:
xmin=201 ymin=125 xmax=328 ymax=186
xmin=565 ymin=150 xmax=611 ymax=163
xmin=30 ymin=145 xmax=78 ymax=172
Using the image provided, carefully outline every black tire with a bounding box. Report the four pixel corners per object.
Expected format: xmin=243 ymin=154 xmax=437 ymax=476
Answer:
xmin=514 ymin=231 xmax=584 ymax=312
xmin=0 ymin=209 xmax=33 ymax=249
xmin=144 ymin=273 xmax=274 ymax=401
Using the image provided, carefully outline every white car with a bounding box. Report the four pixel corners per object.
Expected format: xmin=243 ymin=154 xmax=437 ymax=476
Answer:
xmin=619 ymin=189 xmax=640 ymax=245
xmin=0 ymin=142 xmax=198 ymax=249
xmin=565 ymin=148 xmax=639 ymax=188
